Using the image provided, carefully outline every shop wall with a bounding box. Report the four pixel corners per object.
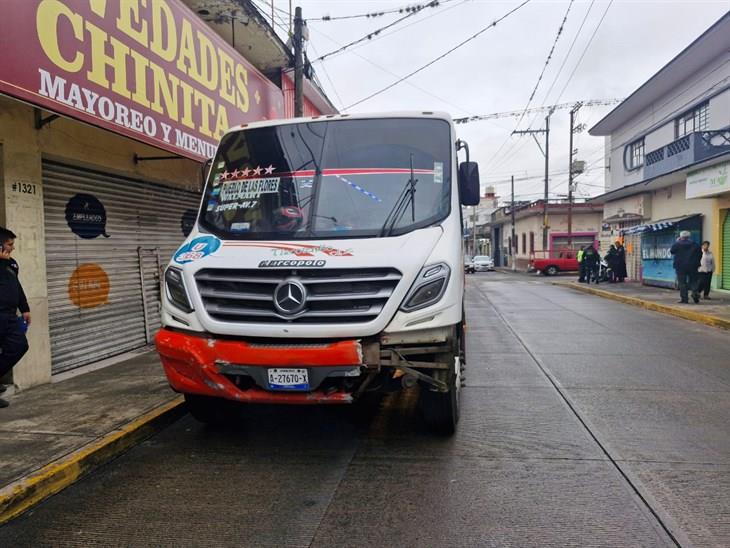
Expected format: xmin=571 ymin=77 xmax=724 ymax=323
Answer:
xmin=548 ymin=211 xmax=602 ymax=238
xmin=0 ymin=97 xmax=200 ymax=388
xmin=650 ymin=182 xmax=716 ymax=241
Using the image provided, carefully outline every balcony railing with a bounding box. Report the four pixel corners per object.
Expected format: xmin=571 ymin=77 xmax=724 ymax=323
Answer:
xmin=643 ymin=128 xmax=730 ymax=180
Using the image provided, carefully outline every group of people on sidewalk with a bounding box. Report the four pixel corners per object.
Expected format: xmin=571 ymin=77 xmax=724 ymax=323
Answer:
xmin=577 ymin=241 xmax=627 ymax=284
xmin=671 ymin=231 xmax=715 ymax=304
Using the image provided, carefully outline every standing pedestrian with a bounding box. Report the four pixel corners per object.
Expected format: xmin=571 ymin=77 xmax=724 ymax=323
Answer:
xmin=0 ymin=227 xmax=30 ymax=408
xmin=577 ymin=246 xmax=586 ymax=282
xmin=697 ymin=241 xmax=715 ymax=300
xmin=614 ymin=241 xmax=627 ymax=282
xmin=604 ymin=245 xmax=618 ymax=283
xmin=582 ymin=244 xmax=600 ymax=284
xmin=670 ymin=230 xmax=702 ymax=304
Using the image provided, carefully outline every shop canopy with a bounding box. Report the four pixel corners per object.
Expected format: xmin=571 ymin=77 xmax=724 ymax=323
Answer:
xmin=621 ymin=214 xmax=701 ymax=235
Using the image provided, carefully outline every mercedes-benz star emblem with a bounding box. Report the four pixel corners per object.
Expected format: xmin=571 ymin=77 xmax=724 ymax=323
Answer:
xmin=273 ymin=280 xmax=307 ymax=315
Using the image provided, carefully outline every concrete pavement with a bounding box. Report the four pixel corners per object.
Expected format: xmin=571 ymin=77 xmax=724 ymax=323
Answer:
xmin=0 ymin=350 xmax=183 ymax=523
xmin=2 ymin=273 xmax=728 ymax=546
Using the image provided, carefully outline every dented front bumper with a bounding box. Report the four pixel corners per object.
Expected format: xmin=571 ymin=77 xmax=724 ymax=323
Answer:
xmin=154 ymin=328 xmax=365 ymax=405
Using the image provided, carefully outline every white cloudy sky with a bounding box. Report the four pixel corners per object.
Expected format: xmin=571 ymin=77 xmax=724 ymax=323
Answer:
xmin=255 ymin=0 xmax=729 ymax=203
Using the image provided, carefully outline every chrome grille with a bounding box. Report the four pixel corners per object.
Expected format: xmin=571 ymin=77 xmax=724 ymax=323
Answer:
xmin=195 ymin=268 xmax=402 ymax=324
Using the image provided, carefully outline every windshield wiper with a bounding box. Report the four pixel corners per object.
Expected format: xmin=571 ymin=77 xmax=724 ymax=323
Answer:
xmin=379 ymin=154 xmax=419 ymax=237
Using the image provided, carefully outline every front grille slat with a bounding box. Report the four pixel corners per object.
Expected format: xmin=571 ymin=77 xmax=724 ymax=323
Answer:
xmin=195 ymin=268 xmax=402 ymax=324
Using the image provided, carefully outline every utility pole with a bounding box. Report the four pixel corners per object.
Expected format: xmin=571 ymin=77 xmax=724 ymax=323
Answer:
xmin=567 ymin=102 xmax=584 ymax=249
xmin=293 ymin=7 xmax=304 ymax=117
xmin=511 ymin=175 xmax=516 ymax=271
xmin=543 ymin=113 xmax=550 ymax=252
xmin=513 ymin=108 xmax=553 ymax=253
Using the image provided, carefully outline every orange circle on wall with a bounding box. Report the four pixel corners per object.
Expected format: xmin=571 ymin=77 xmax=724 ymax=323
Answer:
xmin=68 ymin=264 xmax=110 ymax=309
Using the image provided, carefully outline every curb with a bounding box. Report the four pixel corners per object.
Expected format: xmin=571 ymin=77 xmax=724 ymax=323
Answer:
xmin=561 ymin=282 xmax=730 ymax=331
xmin=0 ymin=396 xmax=185 ymax=525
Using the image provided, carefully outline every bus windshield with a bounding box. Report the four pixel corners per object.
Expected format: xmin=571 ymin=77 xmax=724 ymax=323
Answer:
xmin=199 ymin=118 xmax=452 ymax=240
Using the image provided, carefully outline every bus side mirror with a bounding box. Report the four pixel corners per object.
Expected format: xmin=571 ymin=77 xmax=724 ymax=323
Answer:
xmin=459 ymin=161 xmax=480 ymax=206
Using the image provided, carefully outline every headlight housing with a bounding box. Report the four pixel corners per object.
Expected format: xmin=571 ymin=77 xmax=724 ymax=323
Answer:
xmin=165 ymin=267 xmax=193 ymax=313
xmin=400 ymin=263 xmax=450 ymax=312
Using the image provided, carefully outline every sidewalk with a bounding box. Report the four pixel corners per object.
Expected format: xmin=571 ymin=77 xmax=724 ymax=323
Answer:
xmin=0 ymin=350 xmax=184 ymax=523
xmin=557 ymin=279 xmax=730 ymax=329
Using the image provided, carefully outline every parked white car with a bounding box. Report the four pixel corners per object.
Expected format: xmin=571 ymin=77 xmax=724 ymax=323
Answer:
xmin=473 ymin=255 xmax=494 ymax=272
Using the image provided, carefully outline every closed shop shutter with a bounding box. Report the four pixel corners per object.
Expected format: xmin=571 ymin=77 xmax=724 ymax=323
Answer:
xmin=43 ymin=161 xmax=200 ymax=374
xmin=722 ymin=209 xmax=730 ymax=289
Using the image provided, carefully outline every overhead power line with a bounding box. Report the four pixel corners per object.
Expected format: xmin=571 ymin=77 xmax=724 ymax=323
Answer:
xmin=314 ymin=0 xmax=471 ymax=63
xmin=314 ymin=2 xmax=445 ymax=62
xmin=344 ymin=0 xmax=534 ymax=110
xmin=309 ymin=0 xmax=455 ymax=22
xmin=481 ymin=0 xmax=574 ymax=172
xmin=310 ymin=26 xmax=477 ymax=116
xmin=454 ymin=98 xmax=622 ymax=124
xmin=514 ymin=0 xmax=575 ymax=129
xmin=553 ymin=0 xmax=615 ymax=105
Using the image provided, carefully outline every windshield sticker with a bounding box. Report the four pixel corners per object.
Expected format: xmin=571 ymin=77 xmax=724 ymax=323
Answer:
xmin=334 ymin=174 xmax=382 ymax=203
xmin=433 ymin=162 xmax=443 ymax=184
xmin=259 ymin=260 xmax=326 ymax=268
xmin=174 ymin=236 xmax=221 ymax=264
xmin=231 ymin=222 xmax=251 ymax=232
xmin=219 ymin=178 xmax=279 ymax=202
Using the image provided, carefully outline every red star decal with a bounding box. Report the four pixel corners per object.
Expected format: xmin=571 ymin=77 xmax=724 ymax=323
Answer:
xmin=253 ymin=166 xmax=263 ymax=176
xmin=265 ymin=165 xmax=275 ymax=175
xmin=241 ymin=167 xmax=251 ymax=177
xmin=231 ymin=169 xmax=240 ymax=179
xmin=221 ymin=170 xmax=230 ymax=180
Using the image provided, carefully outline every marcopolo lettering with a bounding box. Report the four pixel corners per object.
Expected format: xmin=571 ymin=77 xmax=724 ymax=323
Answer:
xmin=258 ymin=260 xmax=326 ymax=268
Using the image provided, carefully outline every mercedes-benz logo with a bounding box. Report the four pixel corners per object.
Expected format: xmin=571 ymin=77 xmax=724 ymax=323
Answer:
xmin=273 ymin=280 xmax=307 ymax=315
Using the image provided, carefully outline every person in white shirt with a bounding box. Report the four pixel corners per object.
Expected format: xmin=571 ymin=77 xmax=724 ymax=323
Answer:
xmin=697 ymin=241 xmax=715 ymax=300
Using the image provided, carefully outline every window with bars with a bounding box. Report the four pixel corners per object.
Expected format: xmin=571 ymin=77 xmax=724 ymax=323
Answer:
xmin=626 ymin=139 xmax=645 ymax=170
xmin=522 ymin=233 xmax=526 ymax=254
xmin=675 ymin=101 xmax=709 ymax=138
xmin=529 ymin=232 xmax=535 ymax=254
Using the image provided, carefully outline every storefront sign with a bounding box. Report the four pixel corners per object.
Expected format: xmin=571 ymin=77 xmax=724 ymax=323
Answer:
xmin=181 ymin=209 xmax=197 ymax=237
xmin=687 ymin=162 xmax=729 ymax=199
xmin=0 ymin=0 xmax=284 ymax=161
xmin=65 ymin=193 xmax=110 ymax=239
xmin=68 ymin=263 xmax=110 ymax=308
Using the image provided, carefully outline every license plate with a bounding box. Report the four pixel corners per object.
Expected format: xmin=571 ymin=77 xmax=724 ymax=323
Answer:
xmin=267 ymin=368 xmax=309 ymax=391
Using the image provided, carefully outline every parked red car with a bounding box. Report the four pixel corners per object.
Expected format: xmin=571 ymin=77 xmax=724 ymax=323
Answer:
xmin=530 ymin=250 xmax=579 ymax=276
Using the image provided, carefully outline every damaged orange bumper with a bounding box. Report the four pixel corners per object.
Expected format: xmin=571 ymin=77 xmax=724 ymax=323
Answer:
xmin=154 ymin=328 xmax=363 ymax=404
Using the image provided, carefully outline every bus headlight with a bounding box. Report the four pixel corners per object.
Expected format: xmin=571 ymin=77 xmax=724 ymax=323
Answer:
xmin=165 ymin=267 xmax=194 ymax=313
xmin=401 ymin=263 xmax=450 ymax=312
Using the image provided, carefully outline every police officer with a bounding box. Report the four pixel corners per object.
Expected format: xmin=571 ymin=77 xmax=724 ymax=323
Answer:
xmin=0 ymin=227 xmax=30 ymax=408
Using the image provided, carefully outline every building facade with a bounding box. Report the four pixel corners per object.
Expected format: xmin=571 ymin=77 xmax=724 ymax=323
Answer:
xmin=490 ymin=200 xmax=602 ymax=270
xmin=0 ymin=0 xmax=335 ymax=388
xmin=589 ymin=13 xmax=730 ymax=288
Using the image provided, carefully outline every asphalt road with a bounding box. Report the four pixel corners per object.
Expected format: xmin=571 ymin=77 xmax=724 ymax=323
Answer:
xmin=2 ymin=272 xmax=729 ymax=547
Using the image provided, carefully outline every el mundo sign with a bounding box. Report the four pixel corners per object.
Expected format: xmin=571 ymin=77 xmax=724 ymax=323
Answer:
xmin=0 ymin=0 xmax=285 ymax=161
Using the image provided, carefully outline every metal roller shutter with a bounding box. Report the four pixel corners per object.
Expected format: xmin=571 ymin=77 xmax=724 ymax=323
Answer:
xmin=43 ymin=161 xmax=200 ymax=373
xmin=722 ymin=209 xmax=730 ymax=289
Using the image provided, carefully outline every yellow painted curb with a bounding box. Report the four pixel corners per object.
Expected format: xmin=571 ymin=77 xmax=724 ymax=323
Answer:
xmin=0 ymin=396 xmax=185 ymax=525
xmin=561 ymin=282 xmax=730 ymax=331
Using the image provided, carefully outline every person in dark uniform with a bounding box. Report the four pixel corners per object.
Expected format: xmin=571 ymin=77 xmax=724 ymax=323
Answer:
xmin=582 ymin=244 xmax=600 ymax=284
xmin=0 ymin=227 xmax=30 ymax=408
xmin=614 ymin=241 xmax=627 ymax=282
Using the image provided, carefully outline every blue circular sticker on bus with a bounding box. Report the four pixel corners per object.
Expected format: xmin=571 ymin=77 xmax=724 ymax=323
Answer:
xmin=174 ymin=236 xmax=221 ymax=264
